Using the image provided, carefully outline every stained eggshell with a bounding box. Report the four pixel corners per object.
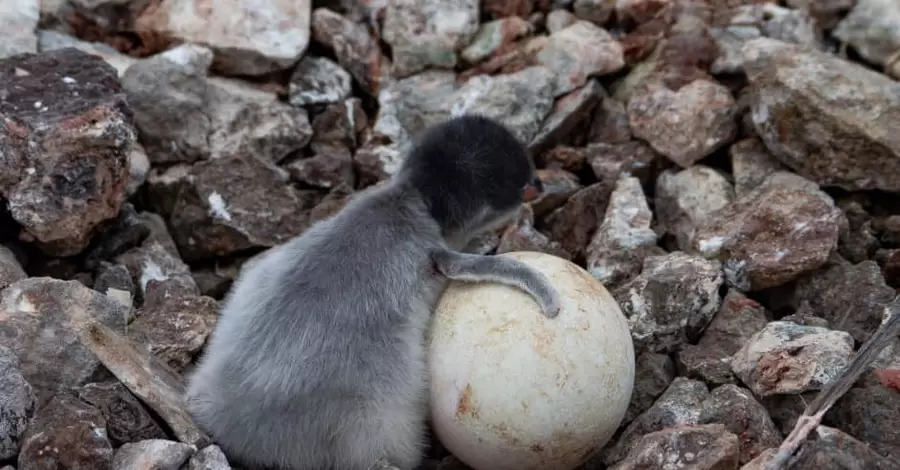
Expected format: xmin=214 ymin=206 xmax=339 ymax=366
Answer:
xmin=427 ymin=251 xmax=635 ymax=470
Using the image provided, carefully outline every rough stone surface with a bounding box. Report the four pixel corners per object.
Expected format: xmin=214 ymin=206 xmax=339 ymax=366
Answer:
xmin=627 ymin=80 xmax=738 ymax=168
xmin=0 ymin=245 xmax=27 ymax=292
xmin=609 ymin=424 xmax=740 ymax=470
xmin=461 ymin=17 xmax=533 ymax=64
xmin=496 ymin=206 xmax=571 ymax=260
xmin=77 ymin=381 xmax=167 ymax=447
xmin=17 ymin=394 xmax=113 ymax=470
xmin=587 ymin=96 xmax=632 ymax=144
xmin=833 ymin=0 xmax=900 ymax=68
xmin=730 ymin=321 xmax=855 ymax=398
xmin=134 ymin=0 xmax=312 ymax=75
xmin=540 ymin=182 xmax=613 ymax=262
xmin=744 ymin=37 xmax=900 ymax=192
xmin=613 ymin=252 xmax=724 ymax=354
xmin=0 ymin=48 xmax=136 ymax=256
xmin=311 ymin=7 xmax=391 ymax=96
xmin=288 ymin=55 xmax=352 ymax=107
xmin=0 ymin=345 xmax=35 ymax=461
xmin=744 ymin=425 xmax=900 ymax=469
xmin=112 ymin=439 xmax=195 ymax=470
xmin=622 ymin=352 xmax=677 ymax=426
xmin=529 ymin=80 xmax=604 ymax=155
xmin=0 ymin=0 xmax=38 ymax=59
xmin=693 ymin=172 xmax=844 ymax=291
xmin=698 ymin=384 xmax=783 ymax=464
xmin=825 ymin=385 xmax=900 ymax=459
xmin=186 ymin=445 xmax=232 ymax=470
xmin=655 ymin=165 xmax=735 ymax=252
xmin=729 ymin=138 xmax=784 ymax=197
xmin=535 ymin=21 xmax=626 ymax=95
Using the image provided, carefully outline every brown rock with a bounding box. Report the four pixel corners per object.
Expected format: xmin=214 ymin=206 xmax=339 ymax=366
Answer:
xmin=496 ymin=206 xmax=571 ymax=259
xmin=0 ymin=345 xmax=35 ymax=461
xmin=786 ymin=0 xmax=856 ymax=29
xmin=528 ymin=168 xmax=582 ymax=218
xmin=586 ymin=96 xmax=632 ymax=144
xmin=483 ymin=0 xmax=536 ymax=18
xmin=288 ymin=55 xmax=352 ymax=106
xmin=129 ymin=295 xmax=218 ymax=374
xmin=610 ymin=424 xmax=740 ymax=470
xmin=693 ymin=172 xmax=844 ymax=291
xmin=825 ymin=385 xmax=900 ymax=459
xmin=627 ymin=80 xmax=738 ymax=168
xmin=311 ymin=8 xmax=392 ymax=95
xmin=586 ymin=141 xmax=665 ymax=188
xmin=77 ymin=381 xmax=167 ymax=447
xmin=18 ymin=394 xmax=113 ymax=470
xmin=535 ymin=21 xmax=626 ymax=95
xmin=699 ymin=385 xmax=783 ymax=463
xmin=622 ymin=352 xmax=677 ymax=426
xmin=112 ymin=440 xmax=194 ymax=470
xmin=529 ymin=79 xmax=604 ymax=155
xmin=0 ymin=244 xmax=27 ymax=292
xmin=729 ymin=138 xmax=783 ymax=197
xmin=0 ymin=48 xmax=135 ymax=256
xmin=617 ymin=0 xmax=672 ymax=25
xmin=286 ymin=98 xmax=366 ymax=190
xmin=539 ymin=182 xmax=612 ymax=259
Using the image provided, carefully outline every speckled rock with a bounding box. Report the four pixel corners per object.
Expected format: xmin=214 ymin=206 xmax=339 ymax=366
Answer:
xmin=587 ymin=95 xmax=632 ymax=144
xmin=0 ymin=346 xmax=35 ymax=461
xmin=628 ymin=80 xmax=738 ymax=168
xmin=586 ymin=141 xmax=664 ymax=188
xmin=540 ymin=182 xmax=613 ymax=259
xmin=113 ymin=439 xmax=195 ymax=470
xmin=311 ymin=8 xmax=391 ymax=96
xmin=529 ymin=80 xmax=604 ymax=155
xmin=17 ymin=394 xmax=113 ymax=470
xmin=730 ymin=321 xmax=855 ymax=397
xmin=186 ymin=445 xmax=232 ymax=470
xmin=743 ymin=425 xmax=900 ymax=469
xmin=613 ymin=252 xmax=724 ymax=354
xmin=0 ymin=278 xmax=129 ymax=399
xmin=610 ymin=424 xmax=740 ymax=470
xmin=693 ymin=172 xmax=843 ymax=291
xmin=134 ymin=0 xmax=311 ymax=75
xmin=0 ymin=0 xmax=38 ymax=59
xmin=655 ymin=165 xmax=735 ymax=252
xmin=616 ymin=0 xmax=671 ymax=25
xmin=0 ymin=48 xmax=136 ymax=256
xmin=535 ymin=21 xmax=625 ymax=95
xmin=826 ymin=385 xmax=900 ymax=459
xmin=744 ymin=37 xmax=900 ymax=192
xmin=77 ymin=381 xmax=167 ymax=447
xmin=833 ymin=0 xmax=900 ymax=69
xmin=699 ymin=385 xmax=782 ymax=463
xmin=0 ymin=245 xmax=27 ymax=292
xmin=586 ymin=176 xmax=662 ymax=289
xmin=460 ymin=17 xmax=533 ymax=64
xmin=288 ymin=55 xmax=352 ymax=106
xmin=729 ymin=138 xmax=784 ymax=197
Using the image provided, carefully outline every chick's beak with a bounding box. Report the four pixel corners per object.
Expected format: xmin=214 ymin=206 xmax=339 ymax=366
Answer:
xmin=522 ymin=177 xmax=544 ymax=203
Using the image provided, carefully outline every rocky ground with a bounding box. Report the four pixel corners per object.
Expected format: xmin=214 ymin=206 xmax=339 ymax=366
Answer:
xmin=1 ymin=0 xmax=900 ymax=469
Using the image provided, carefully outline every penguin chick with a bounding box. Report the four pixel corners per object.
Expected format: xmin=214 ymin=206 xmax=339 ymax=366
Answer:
xmin=184 ymin=114 xmax=561 ymax=470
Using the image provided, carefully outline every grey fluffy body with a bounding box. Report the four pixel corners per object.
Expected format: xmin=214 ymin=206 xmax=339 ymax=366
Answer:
xmin=184 ymin=115 xmax=560 ymax=470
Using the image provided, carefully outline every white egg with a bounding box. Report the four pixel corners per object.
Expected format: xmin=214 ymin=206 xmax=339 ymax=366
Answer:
xmin=427 ymin=251 xmax=635 ymax=470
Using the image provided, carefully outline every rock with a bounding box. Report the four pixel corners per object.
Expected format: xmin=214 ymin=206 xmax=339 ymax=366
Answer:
xmin=729 ymin=138 xmax=783 ymax=197
xmin=744 ymin=425 xmax=900 ymax=469
xmin=37 ymin=30 xmax=139 ymax=76
xmin=825 ymin=385 xmax=900 ymax=459
xmin=535 ymin=21 xmax=625 ymax=95
xmin=616 ymin=0 xmax=671 ymax=25
xmin=602 ymin=377 xmax=710 ymax=466
xmin=116 ymin=237 xmax=199 ymax=304
xmin=17 ymin=394 xmax=113 ymax=470
xmin=744 ymin=38 xmax=900 ymax=192
xmin=311 ymin=7 xmax=391 ymax=95
xmin=460 ymin=17 xmax=533 ymax=64
xmin=0 ymin=279 xmax=129 ymax=399
xmin=129 ymin=294 xmax=218 ymax=374
xmin=0 ymin=48 xmax=136 ymax=256
xmin=655 ymin=165 xmax=735 ymax=252
xmin=483 ymin=0 xmax=535 ymax=18
xmin=496 ymin=206 xmax=571 ymax=259
xmin=288 ymin=98 xmax=366 ymax=189
xmin=545 ymin=9 xmax=577 ymax=34
xmin=77 ymin=381 xmax=167 ymax=447
xmin=585 ymin=141 xmax=664 ymax=188
xmin=0 ymin=0 xmax=38 ymax=58
xmin=622 ymin=352 xmax=676 ymax=425
xmin=586 ymin=96 xmax=632 ymax=144
xmin=0 ymin=346 xmax=35 ymax=461
xmin=529 ymin=80 xmax=604 ymax=155
xmin=287 ymin=56 xmax=353 ymax=107
xmin=692 ymin=172 xmax=844 ymax=291
xmin=540 ymin=182 xmax=612 ymax=259
xmin=134 ymin=0 xmax=311 ymax=75
xmin=0 ymin=245 xmax=27 ymax=292
xmin=613 ymin=252 xmax=724 ymax=353
xmin=572 ymin=0 xmax=615 ymax=25
xmin=837 ymin=199 xmax=878 ymax=263
xmin=676 ymin=289 xmax=768 ymax=386
xmin=527 ymin=168 xmax=582 ymax=218
xmin=112 ymin=440 xmax=195 ymax=470
xmin=585 ymin=176 xmax=662 ymax=289
xmin=699 ymin=385 xmax=782 ymax=463
xmin=382 ymin=0 xmax=479 ymax=77
xmin=452 ymin=66 xmax=556 ymax=143
xmin=127 ymin=143 xmax=150 ymax=196
xmin=149 ymin=155 xmax=316 ymax=261
xmin=93 ymin=262 xmax=136 ymax=302
xmin=730 ymin=321 xmax=855 ymax=398
xmin=609 ymin=424 xmax=740 ymax=470
xmin=627 ymin=79 xmax=738 ymax=168
xmin=186 ymin=445 xmax=232 ymax=470
xmin=834 ymin=0 xmax=900 ymax=68
xmin=792 ymin=260 xmax=896 ymax=343
xmin=786 ymin=0 xmax=855 ymax=29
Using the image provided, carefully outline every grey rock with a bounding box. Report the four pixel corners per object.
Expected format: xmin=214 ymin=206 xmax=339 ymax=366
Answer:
xmin=0 ymin=346 xmax=35 ymax=461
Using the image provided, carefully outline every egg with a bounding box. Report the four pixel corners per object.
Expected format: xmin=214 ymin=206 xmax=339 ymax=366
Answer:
xmin=427 ymin=251 xmax=635 ymax=470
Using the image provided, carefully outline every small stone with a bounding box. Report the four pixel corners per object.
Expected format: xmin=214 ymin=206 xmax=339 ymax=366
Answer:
xmin=602 ymin=377 xmax=710 ymax=466
xmin=288 ymin=55 xmax=352 ymax=106
xmin=0 ymin=245 xmax=27 ymax=292
xmin=677 ymin=289 xmax=768 ymax=386
xmin=528 ymin=168 xmax=582 ymax=218
xmin=586 ymin=176 xmax=662 ymax=289
xmin=545 ymin=9 xmax=576 ymax=34
xmin=529 ymin=80 xmax=604 ymax=155
xmin=744 ymin=37 xmax=900 ymax=192
xmin=744 ymin=425 xmax=900 ymax=469
xmin=129 ymin=294 xmax=218 ymax=374
xmin=616 ymin=0 xmax=671 ymax=25
xmin=496 ymin=206 xmax=571 ymax=259
xmin=288 ymin=98 xmax=366 ymax=189
xmin=613 ymin=252 xmax=724 ymax=353
xmin=0 ymin=279 xmax=129 ymax=399
xmin=586 ymin=141 xmax=664 ymax=188
xmin=0 ymin=48 xmax=136 ymax=256
xmin=729 ymin=138 xmax=784 ymax=197
xmin=382 ymin=0 xmax=479 ymax=76
xmin=535 ymin=21 xmax=625 ymax=95
xmin=655 ymin=165 xmax=735 ymax=252
xmin=113 ymin=439 xmax=195 ymax=470
xmin=833 ymin=0 xmax=900 ymax=69
xmin=460 ymin=17 xmax=533 ymax=64
xmin=0 ymin=0 xmax=38 ymax=59
xmin=93 ymin=262 xmax=136 ymax=302
xmin=191 ymin=263 xmax=240 ymax=300
xmin=116 ymin=237 xmax=200 ymax=304
xmin=539 ymin=182 xmax=613 ymax=259
xmin=609 ymin=424 xmax=740 ymax=470
xmin=572 ymin=0 xmax=615 ymax=25
xmin=311 ymin=8 xmax=391 ymax=95
xmin=762 ymin=392 xmax=817 ymax=436
xmin=37 ymin=30 xmax=138 ymax=76
xmin=18 ymin=394 xmax=113 ymax=470
xmin=586 ymin=96 xmax=632 ymax=144
xmin=134 ymin=0 xmax=312 ymax=75
xmin=78 ymin=381 xmax=167 ymax=447
xmin=826 ymin=385 xmax=900 ymax=459
xmin=627 ymin=79 xmax=738 ymax=168
xmin=698 ymin=384 xmax=782 ymax=463
xmin=786 ymin=0 xmax=855 ymax=29
xmin=730 ymin=321 xmax=855 ymax=397
xmin=622 ymin=352 xmax=677 ymax=425
xmin=187 ymin=445 xmax=232 ymax=470
xmin=0 ymin=346 xmax=35 ymax=461
xmin=693 ymin=172 xmax=844 ymax=291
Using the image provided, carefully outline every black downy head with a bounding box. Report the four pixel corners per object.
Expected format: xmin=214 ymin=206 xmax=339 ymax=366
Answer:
xmin=400 ymin=114 xmax=544 ymax=238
